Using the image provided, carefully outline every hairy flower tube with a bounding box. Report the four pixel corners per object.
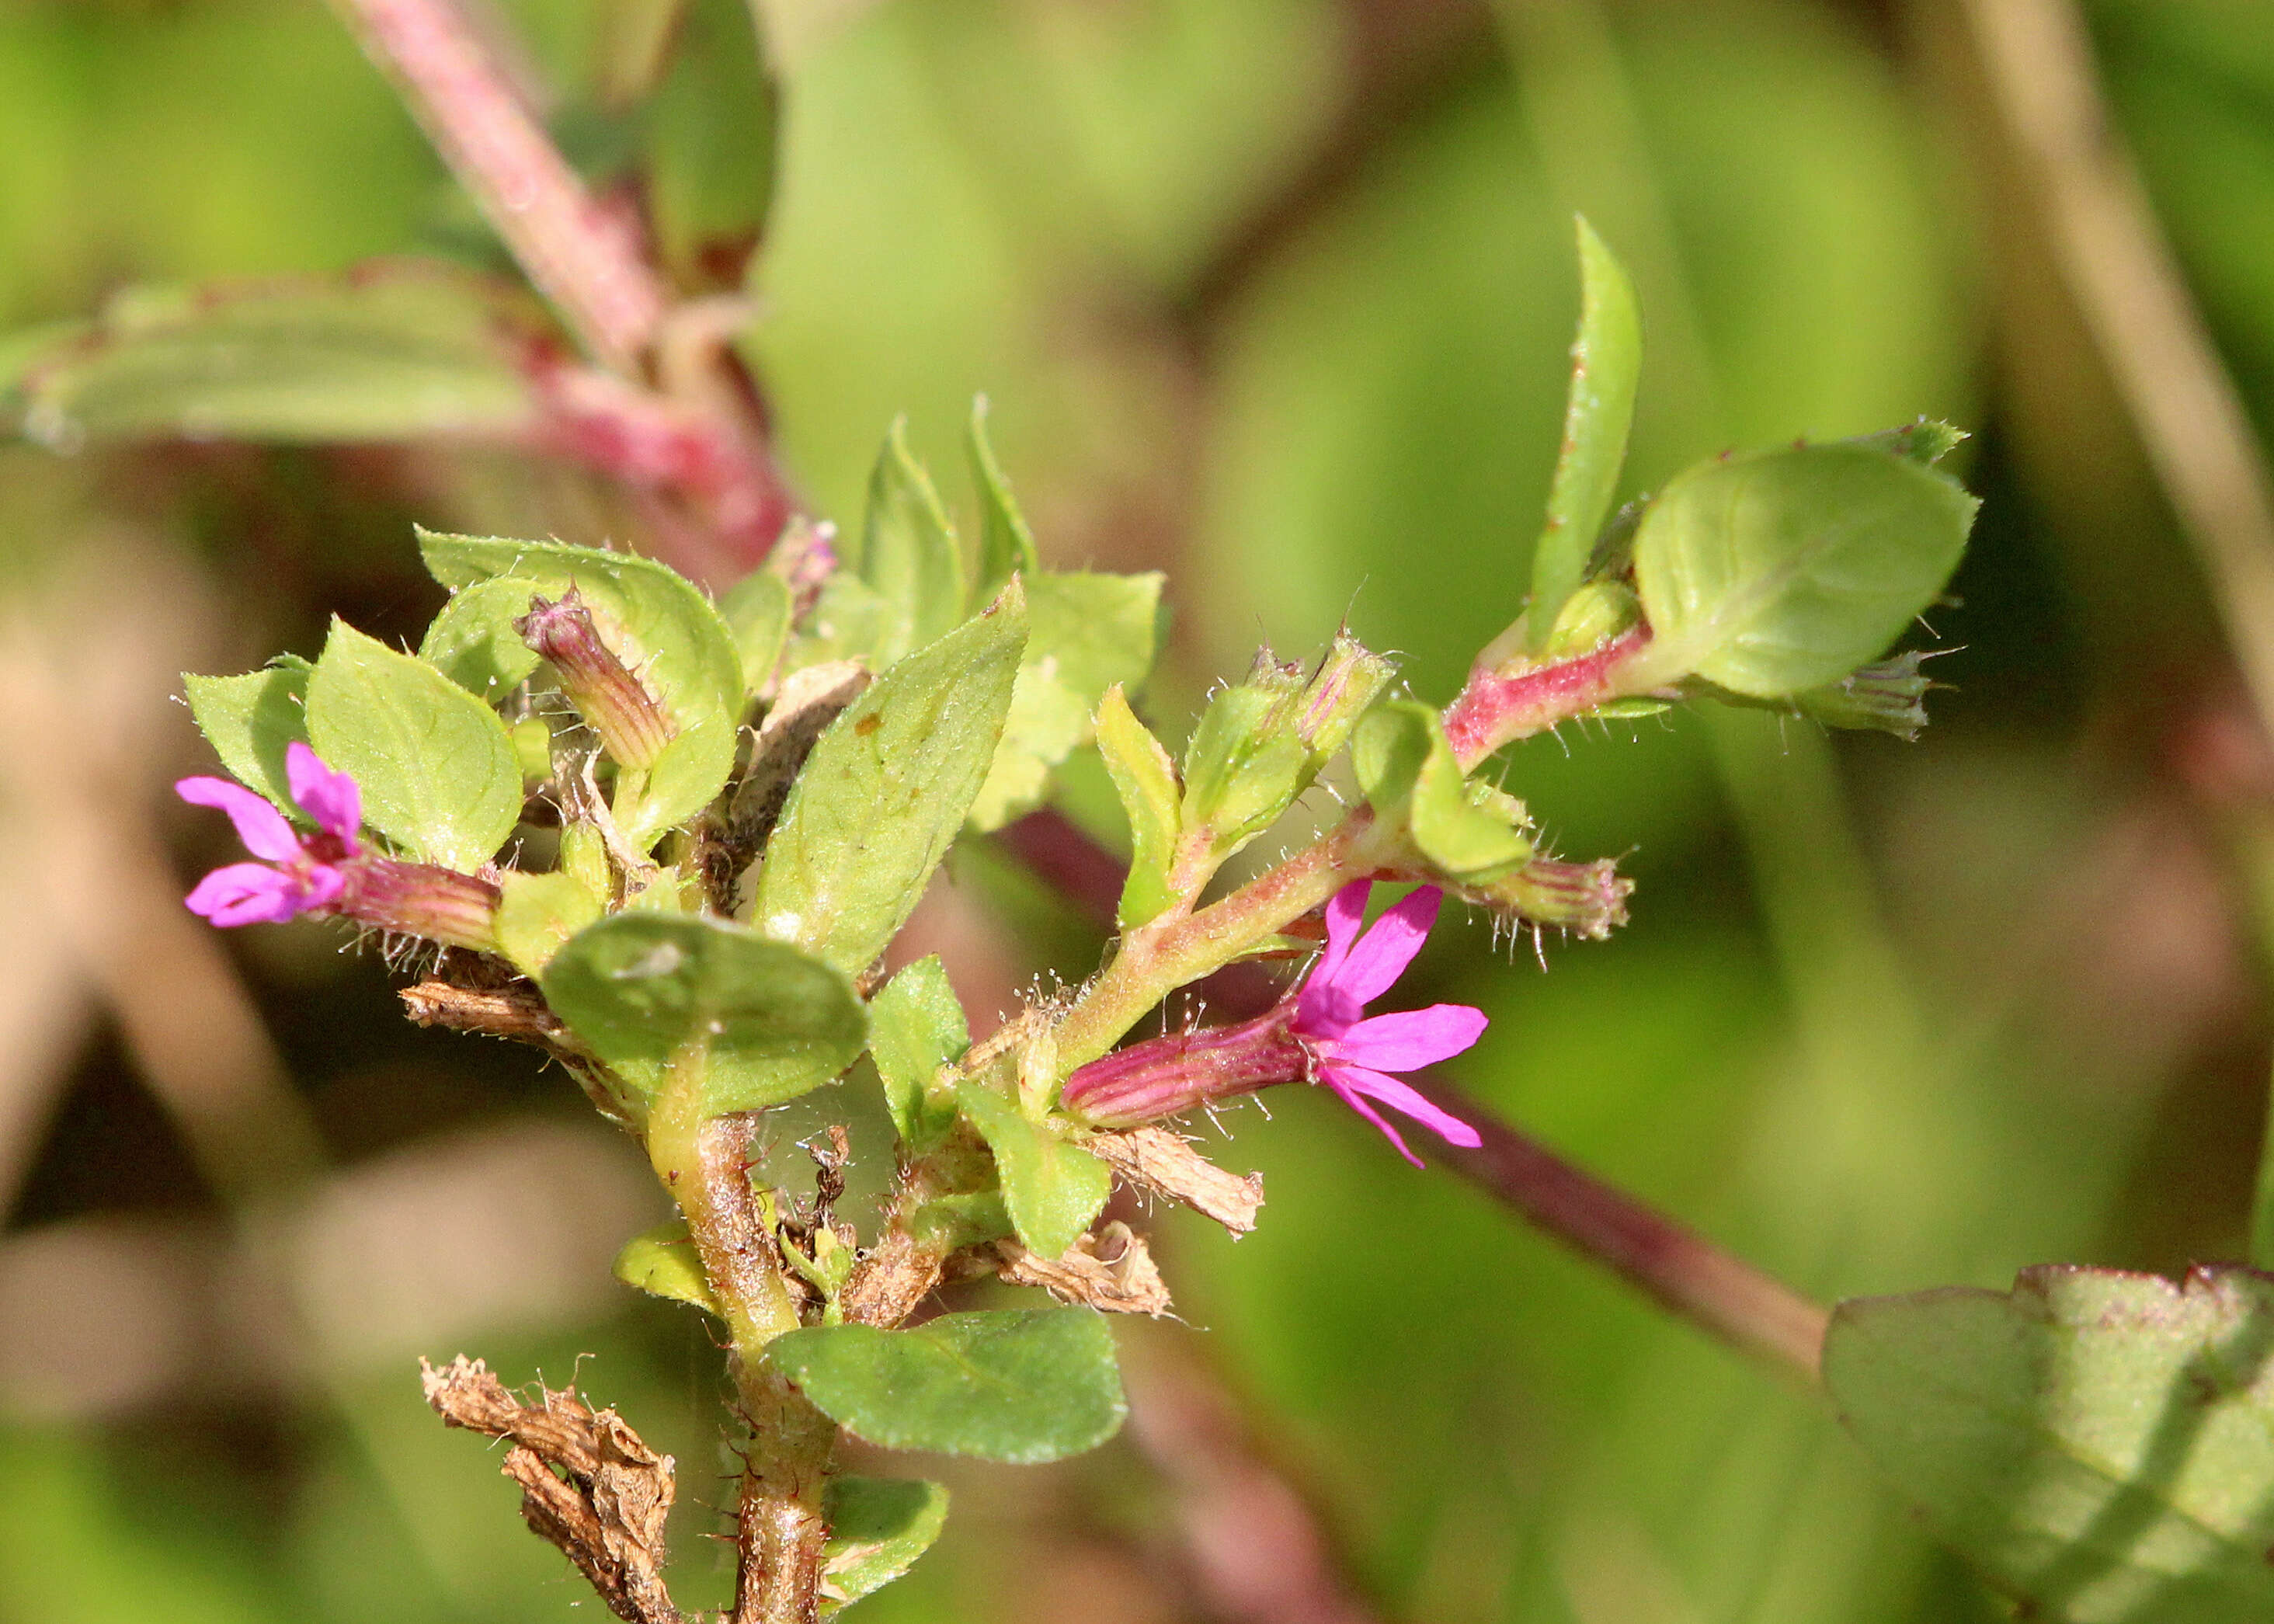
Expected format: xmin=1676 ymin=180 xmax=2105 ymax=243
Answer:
xmin=177 ymin=743 xmax=501 ymax=950
xmin=1065 ymin=880 xmax=1486 ymax=1165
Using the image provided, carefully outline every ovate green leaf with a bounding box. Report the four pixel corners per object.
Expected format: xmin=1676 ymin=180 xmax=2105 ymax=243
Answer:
xmin=821 ymin=1477 xmax=950 ymax=1612
xmin=541 ymin=914 xmax=867 ymax=1113
xmin=767 ymin=1309 xmax=1126 ymax=1463
xmin=1527 ymin=217 xmax=1641 ymax=652
xmin=1628 ymin=443 xmax=1977 ymax=698
xmin=612 ymin=1220 xmax=721 ymax=1316
xmin=1352 ymin=700 xmax=1532 ymax=882
xmin=1826 ymin=1265 xmax=2274 ymax=1622
xmin=868 ymin=957 xmax=968 ymax=1148
xmin=419 ymin=576 xmax=544 ymax=702
xmin=493 ymin=868 xmax=606 ymax=979
xmin=183 ymin=659 xmax=311 ymax=817
xmin=749 ymin=586 xmax=1027 ymax=976
xmin=304 ymin=621 xmax=520 ymax=871
xmin=956 ymin=1079 xmax=1110 ymax=1261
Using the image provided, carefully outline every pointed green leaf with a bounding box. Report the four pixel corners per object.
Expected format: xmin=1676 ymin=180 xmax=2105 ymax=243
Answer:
xmin=418 ymin=576 xmax=544 ymax=702
xmin=956 ymin=1079 xmax=1109 ymax=1261
xmin=968 ymin=570 xmax=1164 ymax=831
xmin=968 ymin=397 xmax=1040 ymax=600
xmin=854 ymin=419 xmax=966 ymax=667
xmin=1826 ymin=1265 xmax=2274 ymax=1623
xmin=183 ymin=659 xmax=311 ymax=817
xmin=821 ymin=1477 xmax=950 ymax=1612
xmin=868 ymin=957 xmax=968 ymax=1148
xmin=612 ymin=1220 xmax=721 ymax=1316
xmin=13 ymin=272 xmax=537 ymax=447
xmin=767 ymin=1308 xmax=1125 ymax=1463
xmin=1627 ymin=443 xmax=1979 ymax=699
xmin=1352 ymin=700 xmax=1532 ymax=882
xmin=493 ymin=868 xmax=606 ymax=979
xmin=719 ymin=568 xmax=794 ymax=699
xmin=1528 ymin=217 xmax=1642 ymax=652
xmin=1094 ymin=685 xmax=1181 ymax=929
xmin=1844 ymin=419 xmax=1968 ymax=467
xmin=750 ymin=586 xmax=1027 ymax=976
xmin=541 ymin=914 xmax=867 ymax=1113
xmin=304 ymin=621 xmax=520 ymax=871
xmin=786 ymin=571 xmax=897 ymax=672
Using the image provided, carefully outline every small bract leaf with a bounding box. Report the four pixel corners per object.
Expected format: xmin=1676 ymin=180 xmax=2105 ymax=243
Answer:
xmin=493 ymin=868 xmax=605 ymax=979
xmin=612 ymin=1220 xmax=721 ymax=1316
xmin=968 ymin=397 xmax=1040 ymax=600
xmin=750 ymin=585 xmax=1027 ymax=977
xmin=541 ymin=914 xmax=867 ymax=1113
xmin=821 ymin=1476 xmax=950 ymax=1611
xmin=1628 ymin=443 xmax=1978 ymax=698
xmin=304 ymin=621 xmax=520 ymax=871
xmin=968 ymin=570 xmax=1164 ymax=832
xmin=767 ymin=1308 xmax=1126 ymax=1464
xmin=855 ymin=419 xmax=966 ymax=668
xmin=616 ymin=713 xmax=739 ymax=850
xmin=1352 ymin=700 xmax=1532 ymax=882
xmin=719 ymin=568 xmax=794 ymax=699
xmin=1826 ymin=1264 xmax=2274 ymax=1622
xmin=868 ymin=957 xmax=968 ymax=1148
xmin=419 ymin=576 xmax=544 ymax=702
xmin=183 ymin=659 xmax=311 ymax=819
xmin=1094 ymin=685 xmax=1182 ymax=929
xmin=1527 ymin=217 xmax=1641 ymax=652
xmin=956 ymin=1079 xmax=1110 ymax=1261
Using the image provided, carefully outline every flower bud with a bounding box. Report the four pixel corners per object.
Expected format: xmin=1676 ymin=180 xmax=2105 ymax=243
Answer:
xmin=1792 ymin=652 xmax=1934 ymax=739
xmin=1468 ymin=855 xmax=1632 ymax=940
xmin=518 ymin=590 xmax=677 ymax=769
xmin=1540 ymin=579 xmax=1643 ymax=661
xmin=1295 ymin=633 xmax=1395 ymax=760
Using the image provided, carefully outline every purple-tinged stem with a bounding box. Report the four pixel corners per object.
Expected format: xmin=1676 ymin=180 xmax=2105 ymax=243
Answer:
xmin=332 ymin=0 xmax=667 ymax=374
xmin=1442 ymin=625 xmax=1653 ymax=768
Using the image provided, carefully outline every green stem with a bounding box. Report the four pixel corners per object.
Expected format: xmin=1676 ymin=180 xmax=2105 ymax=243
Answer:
xmin=1052 ymin=811 xmax=1380 ymax=1074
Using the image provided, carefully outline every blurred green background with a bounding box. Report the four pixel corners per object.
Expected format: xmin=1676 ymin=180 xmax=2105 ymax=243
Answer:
xmin=2 ymin=0 xmax=2271 ymax=1619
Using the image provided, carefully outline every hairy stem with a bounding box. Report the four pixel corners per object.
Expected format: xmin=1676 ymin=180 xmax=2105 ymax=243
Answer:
xmin=332 ymin=0 xmax=667 ymax=373
xmin=1442 ymin=625 xmax=1654 ymax=769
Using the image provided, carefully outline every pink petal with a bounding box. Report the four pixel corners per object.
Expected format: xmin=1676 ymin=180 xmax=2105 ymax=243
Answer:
xmin=1323 ymin=1073 xmax=1424 ymax=1168
xmin=185 ymin=862 xmax=303 ymax=926
xmin=286 ymin=743 xmax=360 ymax=842
xmin=1330 ymin=885 xmax=1443 ymax=1007
xmin=1324 ymin=1062 xmax=1483 ymax=1153
xmin=1292 ymin=982 xmax=1362 ymax=1042
xmin=1300 ymin=879 xmax=1373 ymax=1025
xmin=1322 ymin=1003 xmax=1488 ymax=1073
xmin=176 ymin=777 xmax=299 ymax=862
xmin=297 ymin=862 xmax=347 ymax=911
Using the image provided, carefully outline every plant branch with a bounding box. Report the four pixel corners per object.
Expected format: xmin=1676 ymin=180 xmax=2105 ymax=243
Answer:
xmin=332 ymin=0 xmax=668 ymax=374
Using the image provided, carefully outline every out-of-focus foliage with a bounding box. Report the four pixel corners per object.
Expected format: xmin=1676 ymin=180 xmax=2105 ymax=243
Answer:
xmin=2 ymin=1 xmax=2271 ymax=1622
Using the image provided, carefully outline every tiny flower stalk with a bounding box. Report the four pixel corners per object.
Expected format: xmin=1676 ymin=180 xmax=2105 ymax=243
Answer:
xmin=518 ymin=589 xmax=677 ymax=769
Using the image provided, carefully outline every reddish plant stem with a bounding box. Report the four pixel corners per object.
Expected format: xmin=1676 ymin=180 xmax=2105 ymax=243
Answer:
xmin=333 ymin=0 xmax=667 ymax=374
xmin=1442 ymin=625 xmax=1653 ymax=768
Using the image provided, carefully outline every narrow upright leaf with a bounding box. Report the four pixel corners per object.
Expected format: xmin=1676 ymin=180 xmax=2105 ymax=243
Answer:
xmin=749 ymin=586 xmax=1027 ymax=976
xmin=1526 ymin=217 xmax=1641 ymax=652
xmin=956 ymin=1079 xmax=1110 ymax=1261
xmin=183 ymin=659 xmax=311 ymax=817
xmin=767 ymin=1308 xmax=1126 ymax=1463
xmin=1827 ymin=1265 xmax=2274 ymax=1623
xmin=968 ymin=396 xmax=1040 ymax=599
xmin=1094 ymin=685 xmax=1182 ymax=928
xmin=821 ymin=1476 xmax=951 ymax=1610
xmin=855 ymin=419 xmax=966 ymax=667
xmin=541 ymin=913 xmax=867 ymax=1114
xmin=868 ymin=957 xmax=968 ymax=1147
xmin=304 ymin=621 xmax=520 ymax=871
xmin=1627 ymin=443 xmax=1978 ymax=698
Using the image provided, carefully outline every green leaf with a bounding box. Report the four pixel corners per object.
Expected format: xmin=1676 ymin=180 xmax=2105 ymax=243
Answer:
xmin=968 ymin=570 xmax=1165 ymax=832
xmin=787 ymin=572 xmax=897 ymax=672
xmin=767 ymin=1309 xmax=1126 ymax=1464
xmin=418 ymin=576 xmax=544 ymax=702
xmin=303 ymin=621 xmax=520 ymax=871
xmin=13 ymin=272 xmax=537 ymax=447
xmin=1825 ymin=1265 xmax=2274 ymax=1623
xmin=492 ymin=868 xmax=606 ymax=979
xmin=868 ymin=957 xmax=968 ymax=1148
xmin=617 ymin=715 xmax=740 ymax=850
xmin=968 ymin=397 xmax=1040 ymax=600
xmin=854 ymin=419 xmax=966 ymax=667
xmin=1351 ymin=700 xmax=1532 ymax=882
xmin=750 ymin=586 xmax=1027 ymax=977
xmin=1844 ymin=418 xmax=1968 ymax=467
xmin=183 ymin=659 xmax=311 ymax=817
xmin=1094 ymin=685 xmax=1182 ymax=929
xmin=1527 ymin=217 xmax=1641 ymax=652
xmin=612 ymin=1220 xmax=721 ymax=1316
xmin=719 ymin=568 xmax=794 ymax=699
xmin=821 ymin=1477 xmax=950 ymax=1612
xmin=955 ymin=1079 xmax=1110 ymax=1261
xmin=1627 ymin=443 xmax=1979 ymax=699
xmin=541 ymin=914 xmax=867 ymax=1113
xmin=641 ymin=0 xmax=777 ymax=293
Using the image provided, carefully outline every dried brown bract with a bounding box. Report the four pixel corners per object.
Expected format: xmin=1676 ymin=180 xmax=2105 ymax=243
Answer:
xmin=1084 ymin=1125 xmax=1264 ymax=1235
xmin=996 ymin=1222 xmax=1173 ymax=1316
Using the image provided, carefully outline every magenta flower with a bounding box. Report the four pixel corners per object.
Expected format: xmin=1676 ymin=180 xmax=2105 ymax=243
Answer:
xmin=1290 ymin=880 xmax=1486 ymax=1166
xmin=177 ymin=743 xmax=361 ymax=926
